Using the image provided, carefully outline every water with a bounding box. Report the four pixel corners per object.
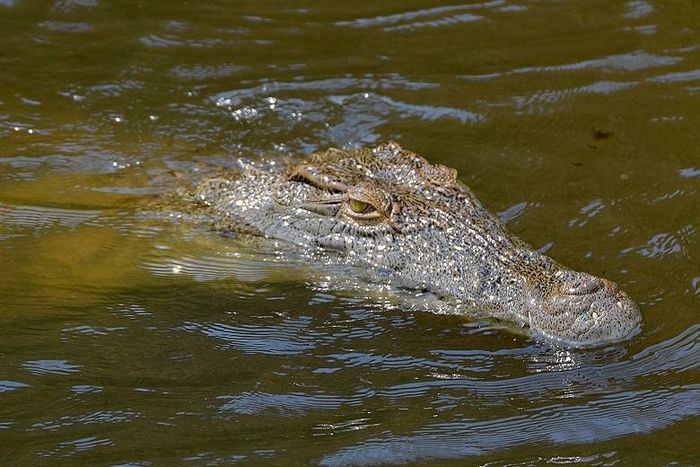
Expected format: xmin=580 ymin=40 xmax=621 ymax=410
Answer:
xmin=1 ymin=0 xmax=698 ymax=464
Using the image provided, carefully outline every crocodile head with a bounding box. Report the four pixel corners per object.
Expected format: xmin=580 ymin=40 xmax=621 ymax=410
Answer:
xmin=195 ymin=143 xmax=641 ymax=347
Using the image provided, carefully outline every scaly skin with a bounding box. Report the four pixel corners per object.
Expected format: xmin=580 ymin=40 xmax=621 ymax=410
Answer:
xmin=193 ymin=143 xmax=641 ymax=346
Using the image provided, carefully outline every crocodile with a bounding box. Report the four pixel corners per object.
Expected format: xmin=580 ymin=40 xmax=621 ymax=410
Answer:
xmin=192 ymin=142 xmax=641 ymax=347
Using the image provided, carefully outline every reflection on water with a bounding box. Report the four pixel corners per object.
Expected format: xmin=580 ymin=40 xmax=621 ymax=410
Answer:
xmin=0 ymin=0 xmax=698 ymax=464
xmin=320 ymin=385 xmax=698 ymax=465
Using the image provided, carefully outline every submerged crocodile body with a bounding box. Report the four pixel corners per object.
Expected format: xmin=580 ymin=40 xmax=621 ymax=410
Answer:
xmin=193 ymin=143 xmax=641 ymax=346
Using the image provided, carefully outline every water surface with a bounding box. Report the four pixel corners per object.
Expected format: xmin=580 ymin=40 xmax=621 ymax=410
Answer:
xmin=1 ymin=0 xmax=698 ymax=464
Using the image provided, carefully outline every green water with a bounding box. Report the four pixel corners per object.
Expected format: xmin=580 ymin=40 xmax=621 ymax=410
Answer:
xmin=1 ymin=0 xmax=698 ymax=464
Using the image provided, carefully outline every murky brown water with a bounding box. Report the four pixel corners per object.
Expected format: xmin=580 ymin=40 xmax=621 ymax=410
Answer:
xmin=1 ymin=0 xmax=698 ymax=464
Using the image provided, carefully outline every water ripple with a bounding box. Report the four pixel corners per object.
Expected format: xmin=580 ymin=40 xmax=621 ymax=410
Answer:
xmin=38 ymin=436 xmax=113 ymax=458
xmin=648 ymin=68 xmax=700 ymax=83
xmin=218 ymin=390 xmax=369 ymax=416
xmin=624 ymin=0 xmax=654 ymax=19
xmin=139 ymin=34 xmax=222 ymax=49
xmin=320 ymin=385 xmax=698 ymax=465
xmin=621 ymin=227 xmax=692 ymax=259
xmin=171 ymin=64 xmax=248 ymax=80
xmin=213 ymin=77 xmax=478 ymax=150
xmin=0 ymin=203 xmax=101 ymax=231
xmin=461 ymin=51 xmax=681 ymax=82
xmin=31 ymin=410 xmax=140 ymax=431
xmin=215 ymin=75 xmax=439 ymax=104
xmin=325 ymin=351 xmax=467 ymax=372
xmin=0 ymin=380 xmax=30 ymax=394
xmin=335 ymin=1 xmax=503 ymax=29
xmin=328 ymin=93 xmax=481 ymax=124
xmin=185 ymin=318 xmax=331 ymax=355
xmin=144 ymin=254 xmax=276 ymax=282
xmin=383 ymin=13 xmax=483 ymax=32
xmin=38 ymin=21 xmax=93 ymax=33
xmin=22 ymin=359 xmax=82 ymax=376
xmin=212 ymin=325 xmax=698 ymax=416
xmin=520 ymin=51 xmax=681 ymax=74
xmin=380 ymin=325 xmax=699 ymax=402
xmin=678 ymin=167 xmax=700 ymax=178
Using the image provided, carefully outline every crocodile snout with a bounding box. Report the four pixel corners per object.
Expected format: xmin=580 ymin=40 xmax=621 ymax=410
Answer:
xmin=528 ymin=272 xmax=642 ymax=347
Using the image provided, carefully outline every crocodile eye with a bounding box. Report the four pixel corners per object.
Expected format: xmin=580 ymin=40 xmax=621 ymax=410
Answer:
xmin=348 ymin=198 xmax=373 ymax=213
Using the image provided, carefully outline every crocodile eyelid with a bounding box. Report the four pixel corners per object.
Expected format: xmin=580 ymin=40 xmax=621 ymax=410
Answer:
xmin=288 ymin=165 xmax=348 ymax=193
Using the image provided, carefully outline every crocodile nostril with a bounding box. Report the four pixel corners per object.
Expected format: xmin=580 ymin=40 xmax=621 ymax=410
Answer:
xmin=564 ymin=274 xmax=603 ymax=296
